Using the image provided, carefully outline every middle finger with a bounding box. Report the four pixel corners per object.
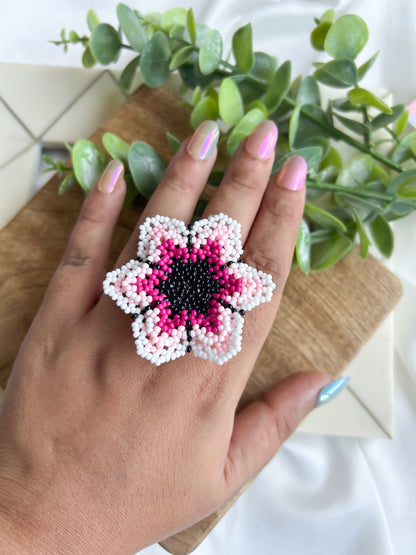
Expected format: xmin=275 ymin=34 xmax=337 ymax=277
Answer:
xmin=203 ymin=120 xmax=278 ymax=243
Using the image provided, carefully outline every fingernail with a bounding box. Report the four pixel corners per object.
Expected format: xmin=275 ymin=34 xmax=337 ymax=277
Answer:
xmin=97 ymin=159 xmax=124 ymax=194
xmin=245 ymin=120 xmax=278 ymax=160
xmin=276 ymin=155 xmax=307 ymax=191
xmin=187 ymin=120 xmax=220 ymax=160
xmin=316 ymin=377 xmax=351 ymax=407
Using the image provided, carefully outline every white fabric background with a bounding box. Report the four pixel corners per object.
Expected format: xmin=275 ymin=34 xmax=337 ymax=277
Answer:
xmin=1 ymin=1 xmax=416 ymax=554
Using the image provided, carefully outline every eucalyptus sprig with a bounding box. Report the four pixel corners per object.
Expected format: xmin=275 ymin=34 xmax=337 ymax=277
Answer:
xmin=48 ymin=5 xmax=416 ymax=273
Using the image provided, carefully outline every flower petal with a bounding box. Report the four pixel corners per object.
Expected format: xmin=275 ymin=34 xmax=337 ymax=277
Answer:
xmin=190 ymin=213 xmax=243 ymax=263
xmin=132 ymin=309 xmax=187 ymax=365
xmin=103 ymin=260 xmax=164 ymax=314
xmin=137 ymin=215 xmax=189 ymax=264
xmin=222 ymin=262 xmax=276 ymax=311
xmin=191 ymin=308 xmax=243 ymax=365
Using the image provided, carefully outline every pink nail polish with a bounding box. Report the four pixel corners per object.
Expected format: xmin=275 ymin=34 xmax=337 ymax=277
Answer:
xmin=245 ymin=120 xmax=278 ymax=160
xmin=276 ymin=155 xmax=307 ymax=191
xmin=97 ymin=159 xmax=124 ymax=194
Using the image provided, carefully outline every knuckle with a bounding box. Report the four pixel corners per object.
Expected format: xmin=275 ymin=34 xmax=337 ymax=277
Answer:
xmin=192 ymin=364 xmax=230 ymax=419
xmin=162 ymin=165 xmax=197 ymax=196
xmin=61 ymin=245 xmax=94 ymax=269
xmin=266 ymin=186 xmax=303 ymax=223
xmin=225 ymin=166 xmax=260 ymax=197
xmin=244 ymin=250 xmax=283 ymax=283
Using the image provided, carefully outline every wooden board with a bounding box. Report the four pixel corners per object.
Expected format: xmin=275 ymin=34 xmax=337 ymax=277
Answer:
xmin=0 ymin=86 xmax=403 ymax=554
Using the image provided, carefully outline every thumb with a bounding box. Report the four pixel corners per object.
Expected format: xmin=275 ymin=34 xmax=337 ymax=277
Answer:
xmin=222 ymin=371 xmax=349 ymax=497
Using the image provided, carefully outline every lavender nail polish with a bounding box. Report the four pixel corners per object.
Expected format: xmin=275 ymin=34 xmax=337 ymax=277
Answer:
xmin=276 ymin=155 xmax=307 ymax=191
xmin=187 ymin=120 xmax=220 ymax=160
xmin=97 ymin=160 xmax=124 ymax=194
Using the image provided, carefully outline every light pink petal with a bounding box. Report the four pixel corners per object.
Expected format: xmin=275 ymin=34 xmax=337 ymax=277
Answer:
xmin=191 ymin=309 xmax=243 ymax=365
xmin=223 ymin=262 xmax=276 ymax=311
xmin=137 ymin=216 xmax=188 ymax=263
xmin=189 ymin=213 xmax=243 ymax=262
xmin=102 ymin=260 xmax=159 ymax=314
xmin=132 ymin=310 xmax=187 ymax=365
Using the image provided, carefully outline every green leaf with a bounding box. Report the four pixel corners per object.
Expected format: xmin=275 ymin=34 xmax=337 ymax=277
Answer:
xmin=72 ymin=140 xmax=109 ymax=193
xmin=219 ymin=78 xmax=244 ymax=125
xmin=190 ymin=96 xmax=219 ymax=129
xmin=264 ymin=60 xmax=291 ymax=112
xmin=395 ymin=109 xmax=409 ymax=136
xmin=304 ymin=203 xmax=347 ymax=231
xmin=69 ymin=30 xmax=80 ymax=43
xmin=227 ymin=108 xmax=266 ymax=155
xmin=161 ymin=8 xmax=187 ymax=29
xmin=369 ymin=104 xmax=404 ymax=131
xmin=289 ymin=102 xmax=302 ymax=148
xmin=140 ymin=31 xmax=170 ymax=87
xmin=334 ymin=113 xmax=370 ymax=136
xmin=310 ymin=22 xmax=332 ymax=51
xmin=357 ymin=51 xmax=379 ymax=81
xmin=390 ymin=169 xmax=416 ymax=198
xmin=169 ymin=45 xmax=194 ymax=70
xmin=186 ymin=8 xmax=197 ymax=45
xmin=87 ymin=9 xmax=100 ymax=32
xmin=314 ymin=59 xmax=358 ymax=88
xmin=348 ymin=88 xmax=392 ymax=114
xmin=247 ymin=100 xmax=268 ymax=118
xmin=320 ymin=9 xmax=335 ymax=23
xmin=369 ymin=215 xmax=394 ymax=257
xmin=122 ymin=174 xmax=139 ymax=208
xmin=58 ymin=172 xmax=78 ymax=194
xmin=232 ymin=23 xmax=254 ymax=72
xmin=391 ymin=131 xmax=416 ymax=164
xmin=324 ymin=14 xmax=369 ymax=59
xmin=311 ymin=234 xmax=353 ymax=271
xmin=192 ymin=85 xmax=201 ymax=107
xmin=90 ymin=23 xmax=121 ymax=66
xmin=119 ymin=54 xmax=141 ymax=90
xmin=274 ymin=147 xmax=322 ymax=172
xmin=82 ymin=47 xmax=96 ymax=68
xmin=352 ymin=209 xmax=371 ymax=259
xmin=336 ymin=154 xmax=373 ymax=188
xmin=102 ymin=132 xmax=130 ymax=165
xmin=166 ymin=132 xmax=181 ymax=154
xmin=128 ymin=141 xmax=166 ymax=198
xmin=250 ymin=52 xmax=277 ymax=81
xmin=410 ymin=135 xmax=416 ymax=157
xmin=321 ymin=146 xmax=343 ymax=169
xmin=199 ymin=29 xmax=222 ymax=75
xmin=42 ymin=154 xmax=54 ymax=166
xmin=296 ymin=76 xmax=321 ymax=106
xmin=296 ymin=219 xmax=311 ymax=274
xmin=117 ymin=3 xmax=147 ymax=52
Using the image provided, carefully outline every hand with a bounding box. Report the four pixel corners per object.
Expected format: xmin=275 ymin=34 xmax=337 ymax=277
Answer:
xmin=0 ymin=120 xmax=332 ymax=554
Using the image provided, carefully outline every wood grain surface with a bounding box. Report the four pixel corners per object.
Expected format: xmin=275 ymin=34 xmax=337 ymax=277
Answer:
xmin=0 ymin=86 xmax=403 ymax=554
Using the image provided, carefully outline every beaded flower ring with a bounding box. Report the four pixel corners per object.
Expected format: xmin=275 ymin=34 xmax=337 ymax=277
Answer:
xmin=103 ymin=213 xmax=275 ymax=365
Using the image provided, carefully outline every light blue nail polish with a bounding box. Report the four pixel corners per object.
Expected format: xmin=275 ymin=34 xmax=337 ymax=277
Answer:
xmin=316 ymin=377 xmax=350 ymax=407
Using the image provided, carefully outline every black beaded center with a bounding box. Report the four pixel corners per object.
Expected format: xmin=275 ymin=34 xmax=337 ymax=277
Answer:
xmin=158 ymin=259 xmax=222 ymax=315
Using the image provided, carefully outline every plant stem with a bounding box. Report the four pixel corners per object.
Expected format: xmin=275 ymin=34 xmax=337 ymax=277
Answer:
xmin=285 ymin=97 xmax=404 ymax=173
xmin=307 ymin=179 xmax=416 ymax=206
